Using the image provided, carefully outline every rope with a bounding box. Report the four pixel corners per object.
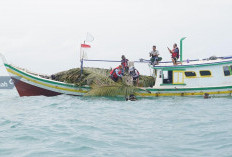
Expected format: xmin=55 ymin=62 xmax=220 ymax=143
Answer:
xmin=83 ymin=59 xmax=151 ymax=63
xmin=83 ymin=56 xmax=232 ymax=64
xmin=83 ymin=59 xmax=174 ymax=64
xmin=83 ymin=59 xmax=121 ymax=63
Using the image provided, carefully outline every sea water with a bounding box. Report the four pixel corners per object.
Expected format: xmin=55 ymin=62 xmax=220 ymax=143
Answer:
xmin=0 ymin=89 xmax=232 ymax=157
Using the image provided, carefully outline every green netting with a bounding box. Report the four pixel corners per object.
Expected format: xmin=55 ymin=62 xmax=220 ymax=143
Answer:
xmin=52 ymin=68 xmax=155 ymax=96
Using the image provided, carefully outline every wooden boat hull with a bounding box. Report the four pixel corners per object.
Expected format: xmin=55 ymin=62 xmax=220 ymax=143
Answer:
xmin=4 ymin=63 xmax=232 ymax=97
xmin=12 ymin=78 xmax=62 ymax=97
xmin=5 ymin=64 xmax=90 ymax=97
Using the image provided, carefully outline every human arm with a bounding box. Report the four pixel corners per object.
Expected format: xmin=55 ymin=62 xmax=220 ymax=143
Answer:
xmin=115 ymin=69 xmax=122 ymax=77
xmin=167 ymin=47 xmax=172 ymax=54
xmin=134 ymin=69 xmax=139 ymax=78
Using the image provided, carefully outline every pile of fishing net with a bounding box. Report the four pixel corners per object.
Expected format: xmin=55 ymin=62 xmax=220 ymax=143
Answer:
xmin=51 ymin=67 xmax=155 ymax=96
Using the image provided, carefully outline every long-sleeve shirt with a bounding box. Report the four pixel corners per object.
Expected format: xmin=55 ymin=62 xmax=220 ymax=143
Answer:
xmin=115 ymin=69 xmax=122 ymax=77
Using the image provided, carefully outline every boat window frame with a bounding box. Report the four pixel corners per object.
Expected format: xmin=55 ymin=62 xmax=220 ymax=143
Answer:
xmin=223 ymin=66 xmax=231 ymax=76
xmin=162 ymin=70 xmax=173 ymax=84
xmin=160 ymin=69 xmax=186 ymax=86
xmin=172 ymin=71 xmax=185 ymax=84
xmin=199 ymin=70 xmax=212 ymax=77
xmin=184 ymin=71 xmax=197 ymax=78
xmin=230 ymin=65 xmax=232 ymax=75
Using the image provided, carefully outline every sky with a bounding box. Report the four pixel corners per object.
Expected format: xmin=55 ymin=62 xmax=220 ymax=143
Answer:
xmin=0 ymin=0 xmax=232 ymax=75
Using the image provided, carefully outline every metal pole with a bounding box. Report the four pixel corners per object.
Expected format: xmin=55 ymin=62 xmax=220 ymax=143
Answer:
xmin=80 ymin=41 xmax=85 ymax=75
xmin=80 ymin=59 xmax=84 ymax=75
xmin=180 ymin=37 xmax=186 ymax=63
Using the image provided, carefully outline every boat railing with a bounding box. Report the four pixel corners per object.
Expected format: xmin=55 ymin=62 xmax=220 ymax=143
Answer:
xmin=10 ymin=64 xmax=51 ymax=79
xmin=83 ymin=55 xmax=232 ymax=65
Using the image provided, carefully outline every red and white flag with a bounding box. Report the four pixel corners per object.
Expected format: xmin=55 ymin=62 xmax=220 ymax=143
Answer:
xmin=81 ymin=44 xmax=91 ymax=48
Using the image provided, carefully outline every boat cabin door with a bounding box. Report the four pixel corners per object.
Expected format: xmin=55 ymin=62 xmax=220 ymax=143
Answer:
xmin=173 ymin=71 xmax=185 ymax=84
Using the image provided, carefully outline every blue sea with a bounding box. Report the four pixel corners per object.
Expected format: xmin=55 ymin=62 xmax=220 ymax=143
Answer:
xmin=0 ymin=89 xmax=232 ymax=157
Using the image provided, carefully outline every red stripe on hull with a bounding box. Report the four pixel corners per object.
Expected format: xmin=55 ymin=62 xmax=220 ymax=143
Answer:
xmin=12 ymin=78 xmax=62 ymax=97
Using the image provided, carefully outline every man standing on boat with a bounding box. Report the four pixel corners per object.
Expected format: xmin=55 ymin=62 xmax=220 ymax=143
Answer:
xmin=149 ymin=45 xmax=160 ymax=65
xmin=129 ymin=67 xmax=140 ymax=86
xmin=168 ymin=43 xmax=179 ymax=65
xmin=121 ymin=55 xmax=129 ymax=74
xmin=110 ymin=65 xmax=123 ymax=82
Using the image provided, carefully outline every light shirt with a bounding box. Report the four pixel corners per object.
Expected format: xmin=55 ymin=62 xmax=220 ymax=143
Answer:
xmin=115 ymin=69 xmax=122 ymax=77
xmin=150 ymin=50 xmax=159 ymax=56
xmin=129 ymin=67 xmax=139 ymax=78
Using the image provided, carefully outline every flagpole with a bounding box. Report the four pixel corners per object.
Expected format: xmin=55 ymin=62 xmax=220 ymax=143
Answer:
xmin=80 ymin=41 xmax=85 ymax=76
xmin=80 ymin=33 xmax=93 ymax=77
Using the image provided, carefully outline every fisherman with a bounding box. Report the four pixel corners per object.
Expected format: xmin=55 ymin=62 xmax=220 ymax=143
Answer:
xmin=149 ymin=45 xmax=160 ymax=65
xmin=129 ymin=67 xmax=140 ymax=86
xmin=121 ymin=55 xmax=129 ymax=74
xmin=126 ymin=94 xmax=137 ymax=101
xmin=204 ymin=93 xmax=211 ymax=99
xmin=168 ymin=43 xmax=179 ymax=65
xmin=110 ymin=65 xmax=123 ymax=82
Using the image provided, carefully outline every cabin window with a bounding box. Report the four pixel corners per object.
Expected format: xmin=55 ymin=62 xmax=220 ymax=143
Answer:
xmin=185 ymin=71 xmax=196 ymax=77
xmin=163 ymin=71 xmax=173 ymax=84
xmin=173 ymin=71 xmax=185 ymax=84
xmin=161 ymin=70 xmax=185 ymax=86
xmin=223 ymin=66 xmax=231 ymax=76
xmin=200 ymin=70 xmax=211 ymax=77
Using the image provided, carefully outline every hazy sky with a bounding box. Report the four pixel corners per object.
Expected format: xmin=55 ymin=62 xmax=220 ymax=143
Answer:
xmin=0 ymin=0 xmax=232 ymax=75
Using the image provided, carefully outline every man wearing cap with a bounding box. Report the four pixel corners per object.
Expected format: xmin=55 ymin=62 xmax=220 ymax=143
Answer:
xmin=149 ymin=45 xmax=160 ymax=65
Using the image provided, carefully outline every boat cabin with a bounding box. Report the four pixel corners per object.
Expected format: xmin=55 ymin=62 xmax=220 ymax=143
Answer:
xmin=151 ymin=56 xmax=232 ymax=89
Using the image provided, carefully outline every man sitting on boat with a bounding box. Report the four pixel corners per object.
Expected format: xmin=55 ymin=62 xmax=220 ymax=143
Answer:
xmin=110 ymin=65 xmax=123 ymax=82
xmin=168 ymin=43 xmax=179 ymax=65
xmin=129 ymin=67 xmax=140 ymax=86
xmin=121 ymin=55 xmax=129 ymax=73
xmin=150 ymin=45 xmax=160 ymax=65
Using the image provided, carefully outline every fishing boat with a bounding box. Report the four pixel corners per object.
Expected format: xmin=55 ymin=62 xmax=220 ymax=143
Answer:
xmin=1 ymin=54 xmax=232 ymax=97
xmin=1 ymin=38 xmax=232 ymax=97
